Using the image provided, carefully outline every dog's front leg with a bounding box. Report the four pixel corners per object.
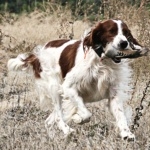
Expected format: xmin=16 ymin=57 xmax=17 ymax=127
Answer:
xmin=109 ymin=95 xmax=135 ymax=140
xmin=62 ymin=86 xmax=92 ymax=124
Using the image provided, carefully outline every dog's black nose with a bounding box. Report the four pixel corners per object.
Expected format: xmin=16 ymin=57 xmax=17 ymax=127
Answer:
xmin=120 ymin=40 xmax=128 ymax=49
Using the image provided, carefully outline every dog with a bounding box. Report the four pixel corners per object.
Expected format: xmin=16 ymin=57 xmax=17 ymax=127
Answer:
xmin=7 ymin=19 xmax=148 ymax=140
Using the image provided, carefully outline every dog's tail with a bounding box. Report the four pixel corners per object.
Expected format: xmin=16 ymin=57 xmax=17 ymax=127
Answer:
xmin=7 ymin=46 xmax=42 ymax=78
xmin=7 ymin=53 xmax=30 ymax=71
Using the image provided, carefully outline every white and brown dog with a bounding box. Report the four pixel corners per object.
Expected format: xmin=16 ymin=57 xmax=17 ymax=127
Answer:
xmin=7 ymin=19 xmax=148 ymax=140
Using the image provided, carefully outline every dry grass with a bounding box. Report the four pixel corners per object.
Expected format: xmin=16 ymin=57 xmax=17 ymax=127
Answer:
xmin=0 ymin=2 xmax=150 ymax=150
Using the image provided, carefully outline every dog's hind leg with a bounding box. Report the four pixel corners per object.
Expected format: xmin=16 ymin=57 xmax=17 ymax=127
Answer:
xmin=45 ymin=82 xmax=74 ymax=136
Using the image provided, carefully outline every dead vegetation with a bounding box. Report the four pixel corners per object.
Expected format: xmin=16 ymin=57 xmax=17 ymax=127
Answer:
xmin=0 ymin=1 xmax=150 ymax=150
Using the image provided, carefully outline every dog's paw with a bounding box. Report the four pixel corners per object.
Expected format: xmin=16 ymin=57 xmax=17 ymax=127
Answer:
xmin=57 ymin=119 xmax=75 ymax=135
xmin=72 ymin=114 xmax=83 ymax=124
xmin=63 ymin=127 xmax=75 ymax=136
xmin=72 ymin=113 xmax=91 ymax=124
xmin=77 ymin=109 xmax=92 ymax=122
xmin=120 ymin=129 xmax=135 ymax=141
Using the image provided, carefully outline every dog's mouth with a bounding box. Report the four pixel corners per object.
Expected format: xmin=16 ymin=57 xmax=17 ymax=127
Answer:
xmin=105 ymin=49 xmax=138 ymax=63
xmin=112 ymin=50 xmax=140 ymax=63
xmin=111 ymin=48 xmax=149 ymax=63
xmin=103 ymin=40 xmax=149 ymax=63
xmin=112 ymin=57 xmax=121 ymax=63
xmin=116 ymin=50 xmax=141 ymax=58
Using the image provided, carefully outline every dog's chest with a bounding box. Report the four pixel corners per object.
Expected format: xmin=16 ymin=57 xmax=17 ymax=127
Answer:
xmin=79 ymin=80 xmax=109 ymax=103
xmin=76 ymin=67 xmax=114 ymax=103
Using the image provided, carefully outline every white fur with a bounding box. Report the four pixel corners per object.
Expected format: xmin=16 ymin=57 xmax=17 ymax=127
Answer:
xmin=7 ymin=54 xmax=27 ymax=71
xmin=8 ymin=20 xmax=143 ymax=140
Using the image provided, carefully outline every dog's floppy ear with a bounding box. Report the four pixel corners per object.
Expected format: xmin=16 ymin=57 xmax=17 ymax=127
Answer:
xmin=122 ymin=22 xmax=141 ymax=46
xmin=91 ymin=22 xmax=103 ymax=46
xmin=83 ymin=22 xmax=104 ymax=57
xmin=83 ymin=22 xmax=102 ymax=47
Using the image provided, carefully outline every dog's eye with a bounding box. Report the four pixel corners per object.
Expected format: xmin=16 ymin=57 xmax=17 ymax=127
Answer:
xmin=123 ymin=29 xmax=129 ymax=36
xmin=109 ymin=29 xmax=116 ymax=34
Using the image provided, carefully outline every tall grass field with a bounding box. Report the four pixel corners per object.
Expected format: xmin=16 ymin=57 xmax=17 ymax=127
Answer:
xmin=0 ymin=1 xmax=150 ymax=149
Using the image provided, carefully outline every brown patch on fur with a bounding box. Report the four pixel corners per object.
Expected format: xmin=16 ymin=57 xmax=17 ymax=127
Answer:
xmin=83 ymin=20 xmax=118 ymax=49
xmin=59 ymin=41 xmax=81 ymax=78
xmin=121 ymin=22 xmax=141 ymax=46
xmin=45 ymin=39 xmax=70 ymax=48
xmin=23 ymin=54 xmax=42 ymax=78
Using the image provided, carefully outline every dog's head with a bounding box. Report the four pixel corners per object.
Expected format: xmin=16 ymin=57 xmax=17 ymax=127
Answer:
xmin=84 ymin=19 xmax=149 ymax=63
